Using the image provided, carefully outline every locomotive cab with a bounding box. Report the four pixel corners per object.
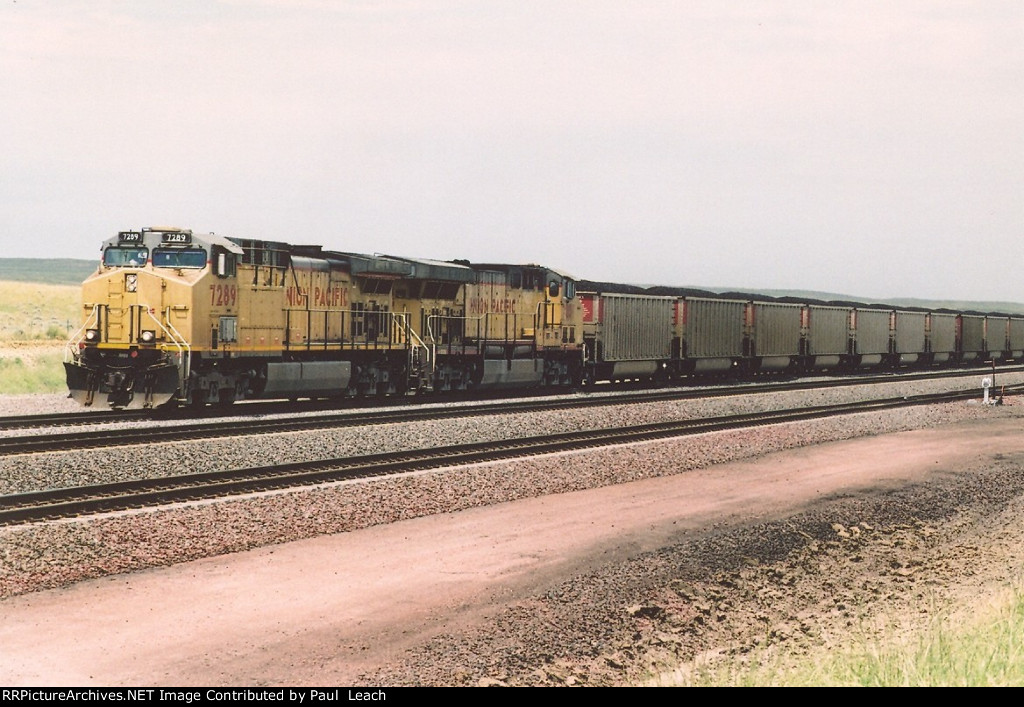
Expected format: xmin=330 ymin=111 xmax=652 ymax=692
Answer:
xmin=65 ymin=228 xmax=240 ymax=408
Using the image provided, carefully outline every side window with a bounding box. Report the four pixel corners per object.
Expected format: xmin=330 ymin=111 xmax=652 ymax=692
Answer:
xmin=215 ymin=249 xmax=237 ymax=278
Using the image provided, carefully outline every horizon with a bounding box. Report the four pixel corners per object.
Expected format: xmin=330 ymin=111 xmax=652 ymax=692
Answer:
xmin=3 ymin=255 xmax=1024 ymax=312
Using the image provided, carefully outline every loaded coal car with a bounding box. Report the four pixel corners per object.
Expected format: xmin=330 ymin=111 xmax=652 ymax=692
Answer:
xmin=849 ymin=307 xmax=891 ymax=368
xmin=679 ymin=297 xmax=747 ymax=375
xmin=928 ymin=312 xmax=958 ymax=365
xmin=992 ymin=315 xmax=1024 ymax=361
xmin=803 ymin=305 xmax=850 ymax=370
xmin=893 ymin=310 xmax=926 ymax=366
xmin=748 ymin=301 xmax=803 ymax=372
xmin=579 ymin=292 xmax=674 ymax=382
xmin=958 ymin=314 xmax=986 ymax=364
xmin=1008 ymin=316 xmax=1024 ymax=360
xmin=65 ymin=227 xmax=582 ymax=408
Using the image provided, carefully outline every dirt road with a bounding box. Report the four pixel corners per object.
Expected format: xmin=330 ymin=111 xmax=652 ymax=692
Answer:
xmin=3 ymin=412 xmax=1024 ymax=686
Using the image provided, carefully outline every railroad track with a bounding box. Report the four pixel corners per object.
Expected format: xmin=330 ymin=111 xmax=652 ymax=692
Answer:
xmin=0 ymin=366 xmax=1015 ymax=432
xmin=0 ymin=388 xmax=998 ymax=526
xmin=0 ymin=367 xmax=1015 ymax=455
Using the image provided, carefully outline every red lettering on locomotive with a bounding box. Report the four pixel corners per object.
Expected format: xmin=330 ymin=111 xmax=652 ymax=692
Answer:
xmin=209 ymin=284 xmax=238 ymax=308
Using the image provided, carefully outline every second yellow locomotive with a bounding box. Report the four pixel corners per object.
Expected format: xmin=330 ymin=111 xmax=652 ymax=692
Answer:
xmin=65 ymin=227 xmax=583 ymax=408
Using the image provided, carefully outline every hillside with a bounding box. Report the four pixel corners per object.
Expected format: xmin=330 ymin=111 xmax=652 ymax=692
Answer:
xmin=0 ymin=259 xmax=96 ymax=286
xmin=3 ymin=257 xmax=1024 ymax=317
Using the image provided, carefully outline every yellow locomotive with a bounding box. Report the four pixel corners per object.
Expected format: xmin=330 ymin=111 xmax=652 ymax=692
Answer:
xmin=65 ymin=227 xmax=582 ymax=408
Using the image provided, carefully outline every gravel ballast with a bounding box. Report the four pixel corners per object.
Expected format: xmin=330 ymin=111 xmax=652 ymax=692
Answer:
xmin=1 ymin=372 xmax=1018 ymax=496
xmin=1 ymin=370 xmax=1021 ymax=599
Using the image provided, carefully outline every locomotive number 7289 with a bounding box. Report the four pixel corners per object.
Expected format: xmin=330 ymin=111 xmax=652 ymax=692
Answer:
xmin=210 ymin=284 xmax=237 ymax=308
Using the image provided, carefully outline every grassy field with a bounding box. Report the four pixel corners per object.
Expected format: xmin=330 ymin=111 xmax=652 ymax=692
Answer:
xmin=0 ymin=258 xmax=96 ymax=286
xmin=0 ymin=279 xmax=81 ymax=394
xmin=0 ymin=280 xmax=81 ymax=341
xmin=0 ymin=345 xmax=67 ymax=394
xmin=653 ymin=582 xmax=1024 ymax=686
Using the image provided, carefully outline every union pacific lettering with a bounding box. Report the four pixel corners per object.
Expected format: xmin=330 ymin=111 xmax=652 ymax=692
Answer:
xmin=467 ymin=296 xmax=518 ymax=316
xmin=285 ymin=285 xmax=348 ymax=308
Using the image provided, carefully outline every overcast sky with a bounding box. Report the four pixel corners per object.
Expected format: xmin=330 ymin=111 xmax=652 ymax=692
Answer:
xmin=2 ymin=1 xmax=1022 ymax=301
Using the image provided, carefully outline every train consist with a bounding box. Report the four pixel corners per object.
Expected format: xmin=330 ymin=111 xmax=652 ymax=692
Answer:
xmin=65 ymin=227 xmax=580 ymax=408
xmin=580 ymin=291 xmax=1022 ymax=380
xmin=65 ymin=226 xmax=1022 ymax=408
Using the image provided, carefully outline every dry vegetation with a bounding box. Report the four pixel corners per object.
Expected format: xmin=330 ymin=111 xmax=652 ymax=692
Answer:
xmin=0 ymin=280 xmax=79 ymax=394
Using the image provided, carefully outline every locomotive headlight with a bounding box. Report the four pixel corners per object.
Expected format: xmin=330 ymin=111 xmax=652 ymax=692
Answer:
xmin=125 ymin=273 xmax=138 ymax=293
xmin=139 ymin=330 xmax=156 ymax=344
xmin=84 ymin=329 xmax=99 ymax=342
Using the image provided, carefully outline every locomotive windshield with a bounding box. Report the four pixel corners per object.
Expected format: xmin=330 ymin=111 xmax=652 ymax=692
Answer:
xmin=153 ymin=248 xmax=208 ymax=269
xmin=103 ymin=247 xmax=149 ymax=267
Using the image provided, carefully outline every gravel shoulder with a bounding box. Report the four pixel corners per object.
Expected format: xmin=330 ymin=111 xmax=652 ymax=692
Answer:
xmin=2 ymin=399 xmax=1024 ymax=686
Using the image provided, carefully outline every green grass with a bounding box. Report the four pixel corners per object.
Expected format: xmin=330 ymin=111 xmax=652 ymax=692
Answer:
xmin=827 ymin=589 xmax=1024 ymax=686
xmin=0 ymin=278 xmax=79 ymax=394
xmin=0 ymin=347 xmax=67 ymax=394
xmin=653 ymin=583 xmax=1024 ymax=686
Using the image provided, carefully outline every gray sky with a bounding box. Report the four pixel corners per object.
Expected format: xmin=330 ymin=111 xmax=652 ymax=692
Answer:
xmin=2 ymin=1 xmax=1022 ymax=301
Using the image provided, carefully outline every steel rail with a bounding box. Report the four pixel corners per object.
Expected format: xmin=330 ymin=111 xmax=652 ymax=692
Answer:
xmin=2 ymin=365 xmax=1016 ymax=432
xmin=0 ymin=388 xmax=994 ymax=526
xmin=0 ymin=369 xmax=1015 ymax=455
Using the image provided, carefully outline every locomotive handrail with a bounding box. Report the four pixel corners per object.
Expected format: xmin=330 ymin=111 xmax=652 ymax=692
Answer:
xmin=388 ymin=311 xmax=411 ymax=347
xmin=426 ymin=312 xmax=487 ymax=349
xmin=64 ymin=304 xmax=101 ymax=363
xmin=153 ymin=306 xmax=192 ymax=381
xmin=402 ymin=314 xmax=428 ymax=351
xmin=426 ymin=312 xmax=541 ymax=353
xmin=290 ymin=309 xmax=417 ymax=350
xmin=400 ymin=315 xmax=433 ymax=387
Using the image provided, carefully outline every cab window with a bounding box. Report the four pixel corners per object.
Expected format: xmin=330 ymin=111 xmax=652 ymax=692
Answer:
xmin=153 ymin=248 xmax=208 ymax=269
xmin=103 ymin=247 xmax=149 ymax=267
